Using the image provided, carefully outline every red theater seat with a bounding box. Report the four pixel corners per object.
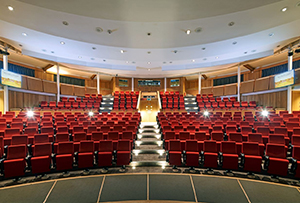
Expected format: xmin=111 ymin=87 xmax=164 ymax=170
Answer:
xmin=265 ymin=143 xmax=289 ymax=177
xmin=55 ymin=142 xmax=74 ymax=171
xmin=116 ymin=140 xmax=131 ymax=166
xmin=241 ymin=142 xmax=262 ymax=173
xmin=30 ymin=143 xmax=52 ymax=174
xmin=220 ymin=141 xmax=239 ymax=170
xmin=97 ymin=140 xmax=113 ymax=167
xmin=77 ymin=141 xmax=94 ymax=169
xmin=202 ymin=140 xmax=218 ymax=169
xmin=168 ymin=140 xmax=182 ymax=166
xmin=184 ymin=140 xmax=199 ymax=167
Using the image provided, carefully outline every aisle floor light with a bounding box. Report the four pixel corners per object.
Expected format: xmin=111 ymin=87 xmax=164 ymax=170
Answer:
xmin=27 ymin=111 xmax=34 ymax=117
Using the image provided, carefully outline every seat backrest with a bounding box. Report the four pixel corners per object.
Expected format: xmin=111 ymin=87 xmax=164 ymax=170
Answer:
xmin=274 ymin=127 xmax=287 ymax=136
xmin=122 ymin=131 xmax=133 ymax=140
xmin=292 ymin=135 xmax=300 ymax=146
xmin=7 ymin=145 xmax=27 ymax=159
xmin=33 ymin=134 xmax=49 ymax=144
xmin=33 ymin=143 xmax=52 ymax=156
xmin=185 ymin=140 xmax=198 ymax=152
xmin=24 ymin=127 xmax=37 ymax=136
xmin=57 ymin=142 xmax=74 ymax=155
xmin=179 ymin=131 xmax=190 ymax=140
xmin=117 ymin=140 xmax=131 ymax=151
xmin=229 ymin=133 xmax=243 ymax=142
xmin=292 ymin=146 xmax=300 ymax=160
xmin=79 ymin=141 xmax=94 ymax=153
xmin=57 ymin=126 xmax=68 ymax=133
xmin=41 ymin=126 xmax=54 ymax=135
xmin=87 ymin=126 xmax=97 ymax=133
xmin=221 ymin=141 xmax=237 ymax=154
xmin=91 ymin=132 xmax=103 ymax=141
xmin=169 ymin=140 xmax=181 ymax=151
xmin=266 ymin=143 xmax=286 ymax=159
xmin=99 ymin=140 xmax=113 ymax=152
xmin=211 ymin=132 xmax=223 ymax=141
xmin=5 ymin=128 xmax=20 ymax=137
xmin=242 ymin=142 xmax=260 ymax=156
xmin=195 ymin=132 xmax=206 ymax=141
xmin=11 ymin=135 xmax=28 ymax=145
xmin=248 ymin=133 xmax=263 ymax=143
xmin=165 ymin=131 xmax=175 ymax=140
xmin=204 ymin=140 xmax=217 ymax=153
xmin=268 ymin=134 xmax=285 ymax=145
xmin=73 ymin=132 xmax=87 ymax=142
xmin=56 ymin=133 xmax=69 ymax=142
xmin=108 ymin=131 xmax=119 ymax=140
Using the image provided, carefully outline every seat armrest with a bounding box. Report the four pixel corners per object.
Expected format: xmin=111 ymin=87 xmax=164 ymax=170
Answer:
xmin=263 ymin=155 xmax=270 ymax=169
xmin=200 ymin=151 xmax=204 ymax=164
xmin=218 ymin=152 xmax=223 ymax=166
xmin=3 ymin=145 xmax=8 ymax=157
xmin=290 ymin=158 xmax=297 ymax=172
xmin=240 ymin=153 xmax=245 ymax=166
xmin=182 ymin=150 xmax=186 ymax=164
xmin=27 ymin=144 xmax=33 ymax=156
xmin=0 ymin=158 xmax=5 ymax=174
xmin=166 ymin=151 xmax=169 ymax=162
xmin=113 ymin=150 xmax=117 ymax=162
xmin=51 ymin=153 xmax=56 ymax=167
xmin=74 ymin=152 xmax=78 ymax=165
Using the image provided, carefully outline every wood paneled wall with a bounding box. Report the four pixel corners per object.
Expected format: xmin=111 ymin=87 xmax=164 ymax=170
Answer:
xmin=9 ymin=91 xmax=56 ymax=109
xmin=241 ymin=90 xmax=287 ymax=109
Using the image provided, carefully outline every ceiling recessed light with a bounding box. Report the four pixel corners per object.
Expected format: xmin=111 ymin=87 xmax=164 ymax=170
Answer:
xmin=203 ymin=58 xmax=207 ymax=61
xmin=91 ymin=58 xmax=95 ymax=60
xmin=281 ymin=7 xmax=287 ymax=12
xmin=251 ymin=50 xmax=256 ymax=52
xmin=78 ymin=56 xmax=82 ymax=59
xmin=92 ymin=47 xmax=96 ymax=50
xmin=192 ymin=59 xmax=195 ymax=62
xmin=186 ymin=29 xmax=191 ymax=35
xmin=297 ymin=1 xmax=300 ymax=7
xmin=19 ymin=44 xmax=22 ymax=47
xmin=22 ymin=32 xmax=27 ymax=36
xmin=244 ymin=52 xmax=248 ymax=54
xmin=269 ymin=33 xmax=274 ymax=37
xmin=147 ymin=33 xmax=151 ymax=36
xmin=51 ymin=51 xmax=55 ymax=54
xmin=62 ymin=21 xmax=69 ymax=26
xmin=202 ymin=48 xmax=206 ymax=51
xmin=42 ymin=49 xmax=46 ymax=52
xmin=132 ymin=61 xmax=135 ymax=64
xmin=163 ymin=62 xmax=166 ymax=64
xmin=60 ymin=41 xmax=65 ymax=45
xmin=232 ymin=41 xmax=237 ymax=45
xmin=103 ymin=59 xmax=106 ymax=62
xmin=194 ymin=27 xmax=202 ymax=33
xmin=148 ymin=69 xmax=150 ymax=71
xmin=147 ymin=62 xmax=151 ymax=64
xmin=169 ymin=61 xmax=172 ymax=63
xmin=126 ymin=61 xmax=129 ymax=63
xmin=147 ymin=51 xmax=151 ymax=54
xmin=120 ymin=50 xmax=125 ymax=53
xmin=215 ymin=56 xmax=219 ymax=59
xmin=96 ymin=27 xmax=103 ymax=33
xmin=8 ymin=6 xmax=14 ymax=11
xmin=277 ymin=45 xmax=281 ymax=48
xmin=228 ymin=22 xmax=235 ymax=26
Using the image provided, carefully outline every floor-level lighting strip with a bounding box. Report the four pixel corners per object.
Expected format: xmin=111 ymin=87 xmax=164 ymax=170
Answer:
xmin=190 ymin=175 xmax=198 ymax=203
xmin=43 ymin=180 xmax=57 ymax=203
xmin=237 ymin=179 xmax=251 ymax=203
xmin=147 ymin=174 xmax=150 ymax=200
xmin=97 ymin=176 xmax=106 ymax=203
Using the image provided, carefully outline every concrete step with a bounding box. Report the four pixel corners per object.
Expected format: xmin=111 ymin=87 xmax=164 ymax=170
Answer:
xmin=132 ymin=153 xmax=166 ymax=162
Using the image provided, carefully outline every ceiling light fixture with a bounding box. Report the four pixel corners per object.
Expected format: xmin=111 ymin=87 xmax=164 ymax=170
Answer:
xmin=192 ymin=59 xmax=195 ymax=62
xmin=22 ymin=33 xmax=27 ymax=36
xmin=244 ymin=52 xmax=248 ymax=54
xmin=62 ymin=21 xmax=69 ymax=26
xmin=194 ymin=27 xmax=202 ymax=33
xmin=78 ymin=56 xmax=82 ymax=59
xmin=8 ymin=6 xmax=14 ymax=11
xmin=92 ymin=47 xmax=96 ymax=50
xmin=186 ymin=29 xmax=191 ymax=35
xmin=148 ymin=69 xmax=150 ymax=71
xmin=252 ymin=50 xmax=256 ymax=52
xmin=126 ymin=61 xmax=129 ymax=63
xmin=281 ymin=7 xmax=287 ymax=12
xmin=60 ymin=41 xmax=65 ymax=45
xmin=96 ymin=27 xmax=103 ymax=33
xmin=269 ymin=33 xmax=274 ymax=37
xmin=232 ymin=41 xmax=237 ymax=45
xmin=91 ymin=58 xmax=95 ymax=60
xmin=228 ymin=22 xmax=235 ymax=26
xmin=120 ymin=50 xmax=125 ymax=53
xmin=203 ymin=58 xmax=207 ymax=61
xmin=215 ymin=56 xmax=219 ymax=59
xmin=297 ymin=1 xmax=300 ymax=7
xmin=202 ymin=48 xmax=206 ymax=51
xmin=147 ymin=62 xmax=151 ymax=64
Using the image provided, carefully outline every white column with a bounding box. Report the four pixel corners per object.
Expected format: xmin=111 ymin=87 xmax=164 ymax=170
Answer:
xmin=97 ymin=73 xmax=100 ymax=95
xmin=3 ymin=53 xmax=9 ymax=113
xmin=198 ymin=73 xmax=202 ymax=94
xmin=131 ymin=77 xmax=134 ymax=92
xmin=164 ymin=77 xmax=167 ymax=92
xmin=237 ymin=65 xmax=241 ymax=102
xmin=287 ymin=51 xmax=293 ymax=113
xmin=57 ymin=64 xmax=60 ymax=103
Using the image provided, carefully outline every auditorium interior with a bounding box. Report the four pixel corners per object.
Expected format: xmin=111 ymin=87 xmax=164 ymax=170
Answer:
xmin=0 ymin=0 xmax=300 ymax=202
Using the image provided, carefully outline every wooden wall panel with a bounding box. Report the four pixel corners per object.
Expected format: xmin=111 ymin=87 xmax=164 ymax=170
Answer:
xmin=85 ymin=79 xmax=96 ymax=87
xmin=242 ymin=90 xmax=287 ymax=109
xmin=134 ymin=78 xmax=164 ymax=92
xmin=60 ymin=84 xmax=74 ymax=95
xmin=43 ymin=80 xmax=57 ymax=94
xmin=86 ymin=87 xmax=97 ymax=94
xmin=27 ymin=77 xmax=43 ymax=92
xmin=224 ymin=84 xmax=237 ymax=95
xmin=202 ymin=87 xmax=212 ymax=94
xmin=35 ymin=70 xmax=54 ymax=81
xmin=240 ymin=80 xmax=254 ymax=93
xmin=244 ymin=71 xmax=260 ymax=81
xmin=292 ymin=91 xmax=300 ymax=111
xmin=21 ymin=76 xmax=28 ymax=90
xmin=212 ymin=86 xmax=224 ymax=96
xmin=269 ymin=76 xmax=275 ymax=89
xmin=74 ymin=86 xmax=85 ymax=96
xmin=254 ymin=77 xmax=269 ymax=92
xmin=114 ymin=77 xmax=132 ymax=92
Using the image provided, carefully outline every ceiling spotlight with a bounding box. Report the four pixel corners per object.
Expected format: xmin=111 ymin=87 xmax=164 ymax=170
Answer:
xmin=244 ymin=52 xmax=248 ymax=54
xmin=62 ymin=21 xmax=69 ymax=26
xmin=103 ymin=59 xmax=106 ymax=62
xmin=281 ymin=7 xmax=287 ymax=12
xmin=126 ymin=61 xmax=129 ymax=63
xmin=60 ymin=41 xmax=65 ymax=45
xmin=22 ymin=33 xmax=27 ymax=36
xmin=215 ymin=56 xmax=219 ymax=59
xmin=147 ymin=32 xmax=151 ymax=36
xmin=148 ymin=69 xmax=150 ymax=71
xmin=120 ymin=50 xmax=125 ymax=53
xmin=195 ymin=27 xmax=202 ymax=33
xmin=269 ymin=33 xmax=274 ymax=37
xmin=92 ymin=47 xmax=96 ymax=50
xmin=252 ymin=50 xmax=256 ymax=52
xmin=78 ymin=56 xmax=82 ymax=59
xmin=232 ymin=41 xmax=237 ymax=45
xmin=192 ymin=59 xmax=195 ymax=62
xmin=27 ymin=111 xmax=34 ymax=117
xmin=228 ymin=22 xmax=235 ymax=26
xmin=51 ymin=51 xmax=55 ymax=54
xmin=96 ymin=27 xmax=103 ymax=33
xmin=163 ymin=62 xmax=166 ymax=64
xmin=202 ymin=48 xmax=206 ymax=51
xmin=186 ymin=29 xmax=191 ymax=35
xmin=91 ymin=58 xmax=95 ymax=60
xmin=147 ymin=62 xmax=151 ymax=64
xmin=88 ymin=112 xmax=94 ymax=116
xmin=203 ymin=58 xmax=207 ymax=61
xmin=8 ymin=6 xmax=14 ymax=11
xmin=147 ymin=51 xmax=151 ymax=54
xmin=19 ymin=44 xmax=23 ymax=47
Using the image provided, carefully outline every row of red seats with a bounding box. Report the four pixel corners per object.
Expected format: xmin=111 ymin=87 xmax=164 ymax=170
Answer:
xmin=114 ymin=91 xmax=139 ymax=96
xmin=159 ymin=91 xmax=181 ymax=96
xmin=0 ymin=139 xmax=132 ymax=179
xmin=197 ymin=101 xmax=257 ymax=109
xmin=61 ymin=97 xmax=102 ymax=103
xmin=84 ymin=94 xmax=101 ymax=98
xmin=167 ymin=140 xmax=300 ymax=178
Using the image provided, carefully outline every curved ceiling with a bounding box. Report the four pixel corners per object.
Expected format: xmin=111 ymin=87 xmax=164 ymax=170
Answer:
xmin=0 ymin=0 xmax=299 ymax=78
xmin=17 ymin=0 xmax=280 ymax=22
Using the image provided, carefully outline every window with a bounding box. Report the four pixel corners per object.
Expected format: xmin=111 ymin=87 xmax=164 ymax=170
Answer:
xmin=170 ymin=79 xmax=180 ymax=87
xmin=0 ymin=62 xmax=35 ymax=77
xmin=213 ymin=75 xmax=244 ymax=86
xmin=54 ymin=75 xmax=85 ymax=86
xmin=119 ymin=79 xmax=128 ymax=87
xmin=138 ymin=80 xmax=161 ymax=86
xmin=262 ymin=59 xmax=300 ymax=77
